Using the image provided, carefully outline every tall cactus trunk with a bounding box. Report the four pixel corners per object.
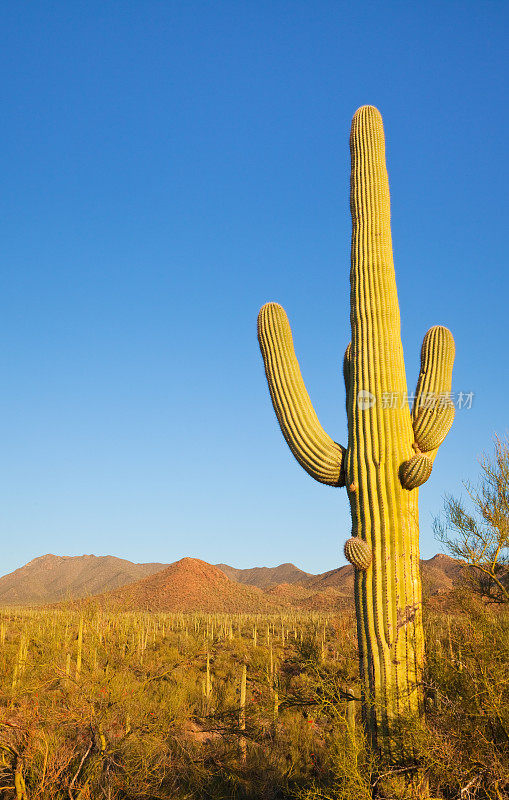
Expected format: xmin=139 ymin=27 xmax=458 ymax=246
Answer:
xmin=346 ymin=107 xmax=423 ymax=756
xmin=257 ymin=106 xmax=455 ymax=761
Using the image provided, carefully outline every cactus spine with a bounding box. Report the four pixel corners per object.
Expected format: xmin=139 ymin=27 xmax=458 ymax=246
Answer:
xmin=257 ymin=106 xmax=455 ymax=758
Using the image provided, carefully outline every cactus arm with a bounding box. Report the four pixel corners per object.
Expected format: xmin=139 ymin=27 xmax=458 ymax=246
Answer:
xmin=257 ymin=302 xmax=346 ymax=486
xmin=413 ymin=327 xmax=455 ymax=417
xmin=400 ymin=326 xmax=455 ymax=489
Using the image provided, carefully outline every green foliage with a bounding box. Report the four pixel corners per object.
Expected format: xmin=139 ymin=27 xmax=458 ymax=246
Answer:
xmin=434 ymin=435 xmax=509 ymax=604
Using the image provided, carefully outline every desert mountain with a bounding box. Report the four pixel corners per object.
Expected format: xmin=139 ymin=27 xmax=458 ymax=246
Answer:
xmin=67 ymin=555 xmax=464 ymax=613
xmin=221 ymin=555 xmax=462 ymax=595
xmin=420 ymin=553 xmax=463 ymax=595
xmin=302 ymin=564 xmax=355 ymax=592
xmin=0 ymin=553 xmax=463 ymax=608
xmin=216 ymin=562 xmax=312 ymax=588
xmin=264 ymin=582 xmax=348 ymax=611
xmin=102 ymin=558 xmax=278 ymax=613
xmin=0 ymin=554 xmax=166 ymax=605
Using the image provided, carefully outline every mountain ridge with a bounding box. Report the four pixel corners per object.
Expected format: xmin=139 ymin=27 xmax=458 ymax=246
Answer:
xmin=215 ymin=562 xmax=312 ymax=588
xmin=0 ymin=554 xmax=166 ymax=605
xmin=0 ymin=552 xmax=463 ymax=608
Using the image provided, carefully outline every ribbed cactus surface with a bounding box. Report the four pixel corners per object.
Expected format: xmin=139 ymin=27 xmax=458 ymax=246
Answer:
xmin=257 ymin=106 xmax=455 ymax=758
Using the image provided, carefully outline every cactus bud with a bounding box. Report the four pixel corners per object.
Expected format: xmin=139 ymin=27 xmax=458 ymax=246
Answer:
xmin=344 ymin=537 xmax=372 ymax=570
xmin=400 ymin=453 xmax=433 ymax=490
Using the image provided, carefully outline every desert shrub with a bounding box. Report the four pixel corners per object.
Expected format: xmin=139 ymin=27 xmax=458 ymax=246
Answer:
xmin=418 ymin=603 xmax=509 ymax=799
xmin=0 ymin=605 xmax=507 ymax=798
xmin=434 ymin=435 xmax=509 ymax=604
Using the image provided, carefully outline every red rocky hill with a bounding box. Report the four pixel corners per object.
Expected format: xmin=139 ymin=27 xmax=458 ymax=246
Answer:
xmin=102 ymin=557 xmax=278 ymax=613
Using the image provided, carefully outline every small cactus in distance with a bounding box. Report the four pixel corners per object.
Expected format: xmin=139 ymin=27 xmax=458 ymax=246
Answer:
xmin=257 ymin=106 xmax=455 ymax=759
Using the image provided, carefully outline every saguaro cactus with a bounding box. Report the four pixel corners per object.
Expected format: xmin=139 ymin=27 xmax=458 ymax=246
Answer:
xmin=257 ymin=106 xmax=455 ymax=758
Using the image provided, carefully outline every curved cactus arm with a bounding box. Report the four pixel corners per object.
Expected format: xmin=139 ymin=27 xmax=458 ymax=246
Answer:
xmin=257 ymin=302 xmax=346 ymax=486
xmin=400 ymin=325 xmax=455 ymax=489
xmin=412 ymin=325 xmax=455 ymax=429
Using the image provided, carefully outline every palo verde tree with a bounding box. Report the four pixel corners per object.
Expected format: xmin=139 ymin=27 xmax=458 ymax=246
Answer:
xmin=257 ymin=106 xmax=456 ymax=760
xmin=434 ymin=435 xmax=509 ymax=604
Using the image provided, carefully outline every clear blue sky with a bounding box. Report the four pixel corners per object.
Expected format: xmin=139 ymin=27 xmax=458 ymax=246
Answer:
xmin=0 ymin=1 xmax=507 ymax=575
